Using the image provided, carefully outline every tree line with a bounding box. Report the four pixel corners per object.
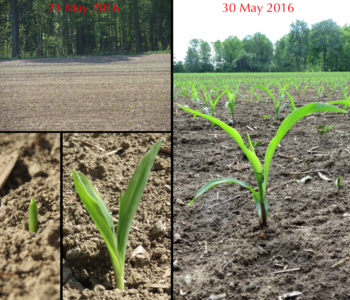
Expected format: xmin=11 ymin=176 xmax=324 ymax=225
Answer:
xmin=0 ymin=0 xmax=171 ymax=58
xmin=174 ymin=19 xmax=350 ymax=73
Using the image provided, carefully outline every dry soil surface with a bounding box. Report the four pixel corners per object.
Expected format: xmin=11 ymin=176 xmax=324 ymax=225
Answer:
xmin=0 ymin=54 xmax=170 ymax=131
xmin=173 ymin=87 xmax=350 ymax=299
xmin=0 ymin=133 xmax=60 ymax=300
xmin=62 ymin=133 xmax=171 ymax=300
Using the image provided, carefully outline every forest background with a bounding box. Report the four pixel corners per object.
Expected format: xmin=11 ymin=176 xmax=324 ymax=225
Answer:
xmin=174 ymin=19 xmax=350 ymax=73
xmin=0 ymin=0 xmax=171 ymax=59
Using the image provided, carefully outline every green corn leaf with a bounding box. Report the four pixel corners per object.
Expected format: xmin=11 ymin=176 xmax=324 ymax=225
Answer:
xmin=72 ymin=170 xmax=122 ymax=284
xmin=189 ymin=178 xmax=260 ymax=206
xmin=263 ymin=102 xmax=348 ymax=192
xmin=255 ymin=86 xmax=276 ymax=106
xmin=177 ymin=104 xmax=263 ymax=176
xmin=117 ymin=139 xmax=163 ymax=268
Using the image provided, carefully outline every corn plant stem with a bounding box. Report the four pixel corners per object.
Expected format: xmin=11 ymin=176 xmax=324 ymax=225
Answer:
xmin=260 ymin=202 xmax=267 ymax=227
xmin=256 ymin=179 xmax=267 ymax=227
xmin=107 ymin=247 xmax=124 ymax=290
xmin=116 ymin=276 xmax=124 ymax=291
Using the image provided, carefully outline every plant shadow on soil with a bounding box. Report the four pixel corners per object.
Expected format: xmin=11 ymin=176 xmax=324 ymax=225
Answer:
xmin=173 ymin=88 xmax=350 ymax=299
xmin=62 ymin=133 xmax=171 ymax=300
xmin=0 ymin=133 xmax=60 ymax=300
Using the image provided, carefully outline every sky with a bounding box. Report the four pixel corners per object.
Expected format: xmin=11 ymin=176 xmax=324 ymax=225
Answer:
xmin=174 ymin=0 xmax=350 ymax=62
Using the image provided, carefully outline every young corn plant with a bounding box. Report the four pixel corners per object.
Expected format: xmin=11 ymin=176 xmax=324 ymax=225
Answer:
xmin=335 ymin=175 xmax=341 ymax=197
xmin=28 ymin=198 xmax=38 ymax=233
xmin=225 ymin=90 xmax=243 ymax=124
xmin=177 ymin=101 xmax=349 ymax=227
xmin=72 ymin=140 xmax=163 ymax=290
xmin=301 ymin=83 xmax=309 ymax=97
xmin=275 ymin=82 xmax=290 ymax=96
xmin=292 ymin=80 xmax=303 ymax=95
xmin=255 ymin=86 xmax=287 ymax=120
xmin=190 ymin=84 xmax=202 ymax=108
xmin=198 ymin=89 xmax=235 ymax=127
xmin=249 ymin=90 xmax=263 ymax=104
xmin=312 ymin=85 xmax=324 ymax=101
xmin=337 ymin=82 xmax=350 ymax=111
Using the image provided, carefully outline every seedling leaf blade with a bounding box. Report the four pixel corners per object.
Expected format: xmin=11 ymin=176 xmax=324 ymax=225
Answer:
xmin=263 ymin=102 xmax=347 ymax=192
xmin=72 ymin=170 xmax=122 ymax=284
xmin=117 ymin=139 xmax=163 ymax=267
xmin=72 ymin=170 xmax=116 ymax=242
xmin=189 ymin=178 xmax=259 ymax=206
xmin=177 ymin=104 xmax=263 ymax=176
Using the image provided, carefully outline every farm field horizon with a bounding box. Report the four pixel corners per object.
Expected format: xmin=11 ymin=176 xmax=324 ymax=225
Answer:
xmin=0 ymin=54 xmax=170 ymax=131
xmin=173 ymin=72 xmax=350 ymax=299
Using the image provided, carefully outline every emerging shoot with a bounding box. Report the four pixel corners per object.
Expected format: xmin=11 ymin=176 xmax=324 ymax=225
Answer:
xmin=28 ymin=198 xmax=38 ymax=233
xmin=335 ymin=175 xmax=341 ymax=197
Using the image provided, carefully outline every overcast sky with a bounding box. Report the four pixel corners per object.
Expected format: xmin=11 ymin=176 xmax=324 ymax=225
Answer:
xmin=174 ymin=0 xmax=350 ymax=62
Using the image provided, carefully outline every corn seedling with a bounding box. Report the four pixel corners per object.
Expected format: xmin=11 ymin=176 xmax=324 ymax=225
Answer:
xmin=190 ymin=84 xmax=202 ymax=107
xmin=250 ymin=90 xmax=263 ymax=104
xmin=337 ymin=82 xmax=350 ymax=111
xmin=335 ymin=175 xmax=341 ymax=197
xmin=178 ymin=101 xmax=349 ymax=227
xmin=28 ymin=198 xmax=38 ymax=233
xmin=275 ymin=82 xmax=290 ymax=96
xmin=225 ymin=90 xmax=243 ymax=124
xmin=255 ymin=86 xmax=287 ymax=120
xmin=301 ymin=83 xmax=309 ymax=97
xmin=292 ymin=80 xmax=303 ymax=94
xmin=72 ymin=140 xmax=163 ymax=290
xmin=197 ymin=89 xmax=235 ymax=127
xmin=312 ymin=85 xmax=324 ymax=101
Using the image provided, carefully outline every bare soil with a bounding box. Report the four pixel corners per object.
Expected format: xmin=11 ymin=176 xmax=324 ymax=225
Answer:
xmin=173 ymin=88 xmax=350 ymax=299
xmin=0 ymin=54 xmax=170 ymax=131
xmin=0 ymin=133 xmax=60 ymax=300
xmin=62 ymin=133 xmax=171 ymax=300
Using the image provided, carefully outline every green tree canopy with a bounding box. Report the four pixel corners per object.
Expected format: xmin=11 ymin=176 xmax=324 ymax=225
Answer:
xmin=310 ymin=19 xmax=342 ymax=71
xmin=288 ymin=20 xmax=309 ymax=71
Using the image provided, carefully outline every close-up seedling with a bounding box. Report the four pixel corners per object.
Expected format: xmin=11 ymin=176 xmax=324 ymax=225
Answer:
xmin=178 ymin=101 xmax=350 ymax=227
xmin=28 ymin=198 xmax=38 ymax=233
xmin=72 ymin=139 xmax=163 ymax=290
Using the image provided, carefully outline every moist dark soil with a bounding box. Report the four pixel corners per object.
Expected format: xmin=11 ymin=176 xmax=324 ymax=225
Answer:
xmin=0 ymin=133 xmax=60 ymax=300
xmin=0 ymin=54 xmax=170 ymax=131
xmin=173 ymin=88 xmax=350 ymax=299
xmin=62 ymin=133 xmax=171 ymax=300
